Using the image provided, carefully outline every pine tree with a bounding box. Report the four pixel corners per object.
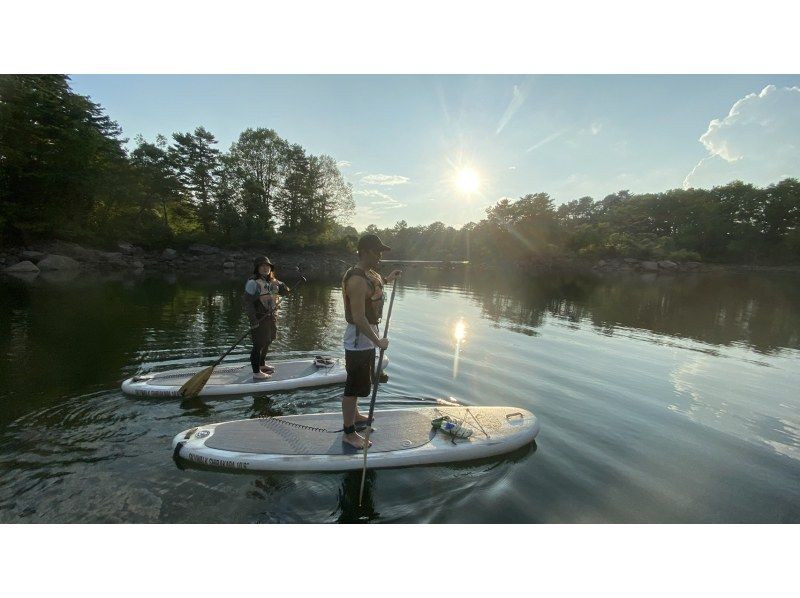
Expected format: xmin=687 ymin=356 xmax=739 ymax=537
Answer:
xmin=171 ymin=126 xmax=221 ymax=234
xmin=0 ymin=74 xmax=125 ymax=242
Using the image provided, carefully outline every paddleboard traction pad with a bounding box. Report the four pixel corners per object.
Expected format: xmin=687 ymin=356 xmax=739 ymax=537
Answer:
xmin=205 ymin=411 xmax=435 ymax=455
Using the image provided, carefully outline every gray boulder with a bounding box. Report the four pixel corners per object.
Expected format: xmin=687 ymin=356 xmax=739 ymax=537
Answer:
xmin=658 ymin=260 xmax=678 ymax=270
xmin=161 ymin=248 xmax=178 ymax=260
xmin=641 ymin=261 xmax=659 ymax=272
xmin=21 ymin=250 xmax=46 ymax=262
xmin=45 ymin=241 xmax=95 ymax=261
xmin=99 ymin=252 xmax=128 ymax=269
xmin=223 ymin=261 xmax=235 ymax=269
xmin=37 ymin=254 xmax=80 ymax=271
xmin=132 ymin=260 xmax=144 ymax=270
xmin=118 ymin=241 xmax=135 ymax=253
xmin=188 ymin=244 xmax=220 ymax=255
xmin=686 ymin=261 xmax=701 ymax=269
xmin=6 ymin=260 xmax=40 ymax=273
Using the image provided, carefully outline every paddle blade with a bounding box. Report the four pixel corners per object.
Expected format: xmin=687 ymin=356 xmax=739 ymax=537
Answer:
xmin=178 ymin=365 xmax=215 ymax=399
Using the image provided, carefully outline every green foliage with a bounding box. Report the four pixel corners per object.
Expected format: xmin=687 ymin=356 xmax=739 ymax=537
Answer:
xmin=0 ymin=76 xmax=355 ymax=250
xmin=0 ymin=74 xmax=126 ymax=244
xmin=363 ymin=180 xmax=799 ymax=266
xmin=1 ymin=75 xmax=797 ymax=265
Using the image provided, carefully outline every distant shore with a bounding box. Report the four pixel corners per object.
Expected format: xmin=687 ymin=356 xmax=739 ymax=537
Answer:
xmin=2 ymin=240 xmax=799 ymax=282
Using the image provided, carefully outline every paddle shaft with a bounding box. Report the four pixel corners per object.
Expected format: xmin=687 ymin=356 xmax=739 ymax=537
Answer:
xmin=358 ymin=277 xmax=399 ymax=505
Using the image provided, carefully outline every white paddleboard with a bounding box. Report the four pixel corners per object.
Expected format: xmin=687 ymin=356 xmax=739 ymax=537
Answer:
xmin=122 ymin=355 xmax=387 ymax=398
xmin=172 ymin=406 xmax=539 ymax=472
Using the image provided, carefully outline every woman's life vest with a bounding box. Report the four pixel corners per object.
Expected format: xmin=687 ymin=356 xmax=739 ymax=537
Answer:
xmin=243 ymin=276 xmax=287 ymax=324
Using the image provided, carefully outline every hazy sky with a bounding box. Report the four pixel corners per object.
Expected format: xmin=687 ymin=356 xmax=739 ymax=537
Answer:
xmin=70 ymin=74 xmax=800 ymax=230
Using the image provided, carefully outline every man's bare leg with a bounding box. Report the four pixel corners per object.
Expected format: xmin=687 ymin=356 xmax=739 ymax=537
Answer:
xmin=342 ymin=395 xmax=371 ymax=449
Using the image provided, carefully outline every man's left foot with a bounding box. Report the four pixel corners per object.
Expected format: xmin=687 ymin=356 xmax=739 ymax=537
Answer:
xmin=260 ymin=365 xmax=275 ymax=374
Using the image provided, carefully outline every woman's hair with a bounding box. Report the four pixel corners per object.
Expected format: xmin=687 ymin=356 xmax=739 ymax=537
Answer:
xmin=253 ymin=264 xmax=276 ymax=280
xmin=252 ymin=256 xmax=277 ymax=280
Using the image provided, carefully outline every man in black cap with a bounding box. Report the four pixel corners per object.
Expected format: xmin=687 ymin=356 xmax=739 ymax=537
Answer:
xmin=340 ymin=234 xmax=401 ymax=449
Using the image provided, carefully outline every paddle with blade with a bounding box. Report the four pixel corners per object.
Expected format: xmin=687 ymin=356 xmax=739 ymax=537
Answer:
xmin=358 ymin=276 xmax=399 ymax=506
xmin=178 ymin=275 xmax=307 ymax=400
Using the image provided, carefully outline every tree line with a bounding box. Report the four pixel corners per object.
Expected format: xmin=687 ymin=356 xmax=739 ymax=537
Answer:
xmin=2 ymin=75 xmax=798 ymax=264
xmin=365 ymin=183 xmax=800 ymax=265
xmin=0 ymin=75 xmax=355 ymax=249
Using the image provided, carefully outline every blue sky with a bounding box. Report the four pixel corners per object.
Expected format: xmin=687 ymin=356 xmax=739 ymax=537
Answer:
xmin=70 ymin=75 xmax=800 ymax=230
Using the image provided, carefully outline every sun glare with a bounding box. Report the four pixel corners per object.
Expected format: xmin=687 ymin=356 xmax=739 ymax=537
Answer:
xmin=454 ymin=319 xmax=466 ymax=342
xmin=455 ymin=168 xmax=480 ymax=194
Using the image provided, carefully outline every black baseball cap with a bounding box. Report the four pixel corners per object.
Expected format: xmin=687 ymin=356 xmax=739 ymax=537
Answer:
xmin=357 ymin=234 xmax=391 ymax=252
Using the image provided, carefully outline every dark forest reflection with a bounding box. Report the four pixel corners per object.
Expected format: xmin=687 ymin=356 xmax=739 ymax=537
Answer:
xmin=463 ymin=270 xmax=800 ymax=354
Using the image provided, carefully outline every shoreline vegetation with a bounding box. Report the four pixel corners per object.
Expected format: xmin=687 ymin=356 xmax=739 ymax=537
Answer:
xmin=3 ymin=239 xmax=799 ymax=283
xmin=2 ymin=75 xmax=799 ymax=277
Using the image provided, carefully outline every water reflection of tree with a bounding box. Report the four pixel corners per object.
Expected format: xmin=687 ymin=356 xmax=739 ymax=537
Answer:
xmin=469 ymin=272 xmax=597 ymax=333
xmin=459 ymin=270 xmax=800 ymax=355
xmin=407 ymin=267 xmax=470 ymax=297
xmin=584 ymin=274 xmax=800 ymax=354
xmin=280 ymin=282 xmax=338 ymax=352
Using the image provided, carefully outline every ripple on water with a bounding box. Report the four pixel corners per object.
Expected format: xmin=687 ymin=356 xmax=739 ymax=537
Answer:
xmin=1 ymin=271 xmax=799 ymax=522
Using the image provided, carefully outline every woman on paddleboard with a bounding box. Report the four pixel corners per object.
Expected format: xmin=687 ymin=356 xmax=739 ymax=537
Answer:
xmin=243 ymin=256 xmax=290 ymax=380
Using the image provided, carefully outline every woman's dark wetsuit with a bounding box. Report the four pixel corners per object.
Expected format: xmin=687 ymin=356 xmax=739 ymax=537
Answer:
xmin=243 ymin=276 xmax=289 ymax=374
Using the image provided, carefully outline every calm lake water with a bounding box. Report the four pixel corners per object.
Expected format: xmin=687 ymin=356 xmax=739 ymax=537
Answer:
xmin=1 ymin=267 xmax=798 ymax=523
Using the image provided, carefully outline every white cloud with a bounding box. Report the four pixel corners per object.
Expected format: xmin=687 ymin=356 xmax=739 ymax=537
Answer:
xmin=526 ymin=129 xmax=567 ymax=152
xmin=355 ymin=189 xmax=393 ymax=201
xmin=336 ymin=160 xmax=351 ymax=168
xmin=353 ymin=189 xmax=406 ymax=213
xmin=371 ymin=199 xmax=405 ymax=208
xmin=508 ymin=166 xmax=517 ymax=170
xmin=360 ymin=173 xmax=410 ymax=185
xmin=496 ymin=79 xmax=534 ymax=134
xmin=577 ymin=122 xmax=603 ymax=136
xmin=684 ymin=85 xmax=800 ymax=188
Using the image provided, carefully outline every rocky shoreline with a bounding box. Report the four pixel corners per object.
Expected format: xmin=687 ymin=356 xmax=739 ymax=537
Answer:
xmin=589 ymin=257 xmax=704 ymax=274
xmin=583 ymin=256 xmax=800 ymax=275
xmin=2 ymin=240 xmax=799 ymax=282
xmin=1 ymin=240 xmax=353 ymax=281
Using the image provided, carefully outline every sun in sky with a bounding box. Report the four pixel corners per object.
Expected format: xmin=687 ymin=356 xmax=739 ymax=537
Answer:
xmin=455 ymin=167 xmax=480 ymax=194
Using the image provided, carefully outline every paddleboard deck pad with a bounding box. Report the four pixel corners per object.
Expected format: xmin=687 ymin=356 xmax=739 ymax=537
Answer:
xmin=172 ymin=406 xmax=539 ymax=471
xmin=122 ymin=356 xmax=387 ymax=398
